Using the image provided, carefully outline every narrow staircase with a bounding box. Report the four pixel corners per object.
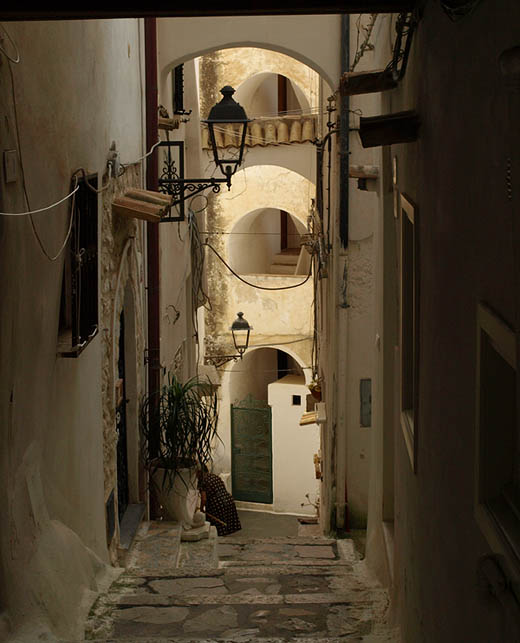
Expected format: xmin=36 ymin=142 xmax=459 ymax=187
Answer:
xmin=81 ymin=521 xmax=399 ymax=642
xmin=269 ymin=248 xmax=300 ymax=275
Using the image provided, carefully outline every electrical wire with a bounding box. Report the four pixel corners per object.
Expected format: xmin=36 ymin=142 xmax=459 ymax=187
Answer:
xmin=218 ymin=366 xmax=312 ymax=374
xmin=0 ymin=23 xmax=20 ymax=63
xmin=203 ymin=241 xmax=313 ymax=291
xmin=30 ymin=177 xmax=79 ymax=262
xmin=0 ymin=185 xmax=80 ymax=216
xmin=200 ymin=231 xmax=304 ymax=236
xmin=1 ymin=31 xmax=107 ymax=262
xmin=72 ymin=167 xmax=111 ymax=195
xmin=121 ymin=139 xmax=161 ymax=168
xmin=249 ymin=337 xmax=312 ymax=348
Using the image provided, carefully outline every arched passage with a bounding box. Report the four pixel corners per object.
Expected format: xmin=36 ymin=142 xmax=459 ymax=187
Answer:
xmin=157 ymin=14 xmax=341 ymax=91
xmin=215 ymin=164 xmax=315 ymax=229
xmin=234 ymin=71 xmax=311 ymax=118
xmin=216 ymin=346 xmax=318 ymax=515
xmin=228 ymin=208 xmax=308 ymax=275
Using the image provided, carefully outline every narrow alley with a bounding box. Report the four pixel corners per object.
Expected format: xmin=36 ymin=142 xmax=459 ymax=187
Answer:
xmin=1 ymin=4 xmax=520 ymax=643
xmin=83 ymin=513 xmax=398 ymax=642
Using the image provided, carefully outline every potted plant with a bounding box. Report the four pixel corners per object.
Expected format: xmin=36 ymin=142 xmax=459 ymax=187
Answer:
xmin=139 ymin=373 xmax=219 ymax=529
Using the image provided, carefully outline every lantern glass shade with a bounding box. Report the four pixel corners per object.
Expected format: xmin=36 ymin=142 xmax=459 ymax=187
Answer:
xmin=202 ymin=86 xmax=251 ymax=181
xmin=230 ymin=312 xmax=252 ymax=356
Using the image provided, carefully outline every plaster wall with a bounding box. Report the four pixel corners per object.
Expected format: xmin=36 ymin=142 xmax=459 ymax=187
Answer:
xmin=203 ymin=165 xmax=314 ymax=355
xmin=198 ymin=48 xmax=319 ymax=117
xmin=0 ymin=18 xmax=145 ymax=640
xmin=241 ymin=145 xmax=317 ymax=183
xmin=369 ymin=2 xmax=520 ymax=641
xmin=214 ymin=345 xmax=311 ymax=478
xmin=228 ymin=208 xmax=281 ymax=274
xmin=268 ymin=376 xmax=321 ymax=515
xmin=211 ymin=347 xmax=277 ymax=476
xmin=316 ymin=14 xmax=392 ymax=533
xmin=100 ymin=164 xmax=147 ymax=557
xmin=158 ymin=59 xmax=204 ymax=384
xmin=157 ymin=15 xmax=341 ymax=95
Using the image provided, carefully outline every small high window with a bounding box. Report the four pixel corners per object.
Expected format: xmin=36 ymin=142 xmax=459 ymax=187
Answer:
xmin=292 ymin=395 xmax=302 ymax=406
xmin=58 ymin=174 xmax=98 ymax=356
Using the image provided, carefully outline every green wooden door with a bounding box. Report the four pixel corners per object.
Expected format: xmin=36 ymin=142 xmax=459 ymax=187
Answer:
xmin=231 ymin=395 xmax=273 ymax=503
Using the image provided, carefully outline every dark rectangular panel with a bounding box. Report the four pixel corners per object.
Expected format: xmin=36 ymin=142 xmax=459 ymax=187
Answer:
xmin=0 ymin=4 xmax=417 ymax=20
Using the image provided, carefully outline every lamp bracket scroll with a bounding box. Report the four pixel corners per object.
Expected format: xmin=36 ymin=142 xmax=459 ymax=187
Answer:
xmin=157 ymin=86 xmax=251 ymax=221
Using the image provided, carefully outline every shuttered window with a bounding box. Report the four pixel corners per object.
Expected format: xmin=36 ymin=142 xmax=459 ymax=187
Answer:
xmin=58 ymin=174 xmax=98 ymax=356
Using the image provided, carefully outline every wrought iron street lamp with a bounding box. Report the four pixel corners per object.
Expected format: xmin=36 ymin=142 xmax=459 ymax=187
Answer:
xmin=230 ymin=312 xmax=252 ymax=358
xmin=206 ymin=311 xmax=253 ymax=367
xmin=158 ymin=86 xmax=251 ymax=216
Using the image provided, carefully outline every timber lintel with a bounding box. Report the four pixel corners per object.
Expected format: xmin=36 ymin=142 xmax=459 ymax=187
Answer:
xmin=340 ymin=68 xmax=398 ymax=96
xmin=112 ymin=188 xmax=173 ymax=222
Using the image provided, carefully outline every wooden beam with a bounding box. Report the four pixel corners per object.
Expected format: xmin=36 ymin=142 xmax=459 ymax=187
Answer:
xmin=340 ymin=68 xmax=398 ymax=96
xmin=359 ymin=110 xmax=420 ymax=148
xmin=158 ymin=117 xmax=180 ymax=131
xmin=349 ymin=164 xmax=379 ymax=179
xmin=112 ymin=190 xmax=173 ymax=222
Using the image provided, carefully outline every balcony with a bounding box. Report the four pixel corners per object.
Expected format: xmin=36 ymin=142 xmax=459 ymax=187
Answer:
xmin=202 ymin=113 xmax=318 ymax=150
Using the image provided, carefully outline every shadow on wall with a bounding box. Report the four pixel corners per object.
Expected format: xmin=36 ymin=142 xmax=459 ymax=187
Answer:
xmin=228 ymin=208 xmax=308 ymax=275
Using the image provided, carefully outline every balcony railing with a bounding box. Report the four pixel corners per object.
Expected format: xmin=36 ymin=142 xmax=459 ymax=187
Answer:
xmin=201 ymin=113 xmax=318 ymax=150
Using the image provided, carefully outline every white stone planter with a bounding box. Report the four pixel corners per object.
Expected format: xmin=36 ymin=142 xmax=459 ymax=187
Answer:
xmin=152 ymin=467 xmax=201 ymax=530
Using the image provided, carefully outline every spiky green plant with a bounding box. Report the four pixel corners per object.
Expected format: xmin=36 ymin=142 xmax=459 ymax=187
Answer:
xmin=139 ymin=373 xmax=218 ymax=492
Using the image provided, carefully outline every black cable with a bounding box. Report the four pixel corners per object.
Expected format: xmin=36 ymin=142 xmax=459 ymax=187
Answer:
xmin=203 ymin=241 xmax=313 ymax=291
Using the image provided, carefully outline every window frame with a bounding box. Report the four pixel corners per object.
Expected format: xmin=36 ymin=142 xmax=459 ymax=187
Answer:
xmin=57 ymin=173 xmax=99 ymax=357
xmin=399 ymin=192 xmax=419 ymax=472
xmin=475 ymin=301 xmax=520 ymax=584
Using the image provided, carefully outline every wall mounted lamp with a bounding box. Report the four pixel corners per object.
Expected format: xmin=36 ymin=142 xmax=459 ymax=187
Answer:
xmin=206 ymin=312 xmax=253 ymax=368
xmin=158 ymin=86 xmax=251 ymax=219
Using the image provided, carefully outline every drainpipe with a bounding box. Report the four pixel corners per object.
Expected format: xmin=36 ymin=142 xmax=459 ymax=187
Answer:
xmin=145 ymin=18 xmax=160 ymax=511
xmin=340 ymin=15 xmax=350 ymax=248
xmin=335 ymin=14 xmax=350 ymax=532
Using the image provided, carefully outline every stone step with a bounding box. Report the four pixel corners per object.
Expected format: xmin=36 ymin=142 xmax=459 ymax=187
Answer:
xmin=85 ymin=592 xmax=390 ymax=640
xmin=125 ymin=521 xmax=182 ymax=572
xmin=103 ymin=589 xmax=389 ymax=606
xmin=177 ymin=525 xmax=219 ymax=569
xmin=271 ymin=251 xmax=299 ymax=265
xmin=220 ymin=536 xmax=336 ymax=545
xmin=269 ymin=262 xmax=296 ymax=274
xmin=82 ymin=532 xmax=399 ymax=643
xmin=68 ymin=637 xmax=399 ymax=642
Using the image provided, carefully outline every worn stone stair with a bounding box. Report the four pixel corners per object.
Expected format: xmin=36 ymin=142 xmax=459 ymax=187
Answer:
xmin=79 ymin=523 xmax=400 ymax=642
xmin=269 ymin=249 xmax=299 ymax=275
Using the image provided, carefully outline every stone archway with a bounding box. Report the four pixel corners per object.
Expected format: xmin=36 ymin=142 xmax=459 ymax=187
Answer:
xmin=157 ymin=14 xmax=341 ymax=92
xmin=214 ymin=345 xmax=317 ymax=515
xmin=227 ymin=207 xmax=308 ymax=276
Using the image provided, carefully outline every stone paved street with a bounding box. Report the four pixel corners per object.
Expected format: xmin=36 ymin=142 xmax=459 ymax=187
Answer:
xmin=80 ymin=520 xmax=399 ymax=642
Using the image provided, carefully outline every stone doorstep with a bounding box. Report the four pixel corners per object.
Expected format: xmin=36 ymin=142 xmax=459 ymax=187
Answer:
xmin=119 ymin=504 xmax=146 ymax=550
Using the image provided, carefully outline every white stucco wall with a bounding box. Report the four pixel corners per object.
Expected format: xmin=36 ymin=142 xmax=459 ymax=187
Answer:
xmin=157 ymin=15 xmax=341 ymax=92
xmin=268 ymin=376 xmax=320 ymax=515
xmin=0 ymin=18 xmax=145 ymax=640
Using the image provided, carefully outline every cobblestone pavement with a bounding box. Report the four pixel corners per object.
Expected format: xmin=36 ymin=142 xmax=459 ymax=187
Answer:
xmin=81 ymin=521 xmax=400 ymax=642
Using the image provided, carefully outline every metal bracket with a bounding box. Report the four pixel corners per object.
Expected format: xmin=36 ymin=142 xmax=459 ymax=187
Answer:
xmin=159 ymin=177 xmax=230 ymax=218
xmin=144 ymin=348 xmax=161 ymax=369
xmin=205 ymin=354 xmax=240 ymax=368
